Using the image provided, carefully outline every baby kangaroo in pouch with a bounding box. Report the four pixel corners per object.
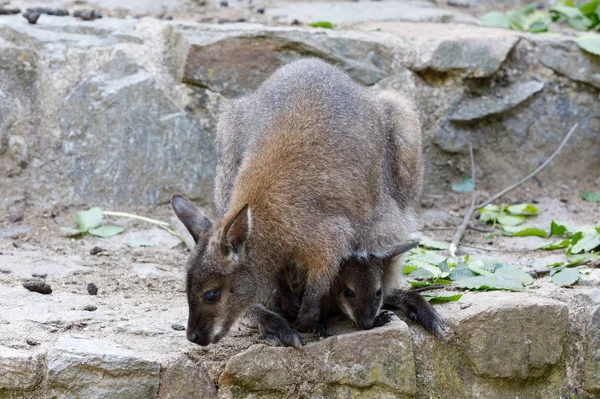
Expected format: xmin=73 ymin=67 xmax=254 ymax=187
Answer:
xmin=173 ymin=58 xmax=433 ymax=347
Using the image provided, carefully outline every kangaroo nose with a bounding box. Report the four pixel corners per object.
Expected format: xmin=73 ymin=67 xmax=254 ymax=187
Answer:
xmin=358 ymin=318 xmax=375 ymax=330
xmin=187 ymin=330 xmax=199 ymax=343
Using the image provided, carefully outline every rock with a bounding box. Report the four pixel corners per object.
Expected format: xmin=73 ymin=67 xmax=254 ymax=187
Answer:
xmin=264 ymin=1 xmax=480 ymax=26
xmin=584 ymin=289 xmax=600 ymax=393
xmin=90 ymin=246 xmax=104 ymax=255
xmin=23 ymin=10 xmax=41 ymax=24
xmin=449 ymin=80 xmax=544 ymax=121
xmin=158 ymin=356 xmax=217 ymax=399
xmin=183 ymin=27 xmax=390 ymax=97
xmin=453 ymin=292 xmax=568 ymax=379
xmin=219 ymin=317 xmax=416 ymax=397
xmin=73 ymin=9 xmax=102 ymax=20
xmin=8 ymin=214 xmax=23 ymax=223
xmin=0 ymin=226 xmax=32 ymax=239
xmin=26 ymin=7 xmax=69 ymax=16
xmin=83 ymin=305 xmax=97 ymax=311
xmin=540 ymin=40 xmax=600 ymax=90
xmin=0 ymin=346 xmax=45 ymax=390
xmin=47 ymin=335 xmax=160 ymax=399
xmin=171 ymin=323 xmax=185 ymax=331
xmin=87 ymin=283 xmax=98 ymax=295
xmin=0 ymin=7 xmax=20 ymax=15
xmin=22 ymin=280 xmax=52 ymax=295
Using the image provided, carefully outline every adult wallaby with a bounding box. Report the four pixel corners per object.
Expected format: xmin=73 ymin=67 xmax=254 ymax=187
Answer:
xmin=172 ymin=58 xmax=424 ymax=346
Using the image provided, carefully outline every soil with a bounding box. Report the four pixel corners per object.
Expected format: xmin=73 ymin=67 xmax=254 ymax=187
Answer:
xmin=0 ymin=184 xmax=599 ymax=379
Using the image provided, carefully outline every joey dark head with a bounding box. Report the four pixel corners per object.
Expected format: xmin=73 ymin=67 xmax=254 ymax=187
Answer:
xmin=172 ymin=195 xmax=258 ymax=346
xmin=337 ymin=241 xmax=420 ymax=330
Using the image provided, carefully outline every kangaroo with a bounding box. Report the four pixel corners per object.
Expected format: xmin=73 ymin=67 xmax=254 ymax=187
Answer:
xmin=173 ymin=58 xmax=424 ymax=346
xmin=274 ymin=242 xmax=445 ymax=341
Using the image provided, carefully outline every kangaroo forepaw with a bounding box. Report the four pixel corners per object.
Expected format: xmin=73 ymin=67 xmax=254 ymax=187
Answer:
xmin=373 ymin=310 xmax=394 ymax=327
xmin=314 ymin=321 xmax=328 ymax=338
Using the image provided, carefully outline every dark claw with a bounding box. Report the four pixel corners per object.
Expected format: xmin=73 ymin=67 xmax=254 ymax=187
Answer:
xmin=374 ymin=310 xmax=394 ymax=327
xmin=314 ymin=321 xmax=328 ymax=338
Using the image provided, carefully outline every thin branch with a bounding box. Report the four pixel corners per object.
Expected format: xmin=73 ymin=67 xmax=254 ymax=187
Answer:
xmin=412 ymin=285 xmax=447 ymax=293
xmin=103 ymin=211 xmax=183 ymax=240
xmin=449 ymin=143 xmax=475 ymax=257
xmin=448 ymin=123 xmax=578 ymax=257
xmin=460 ymin=243 xmax=537 ymax=253
xmin=476 ymin=123 xmax=578 ymax=209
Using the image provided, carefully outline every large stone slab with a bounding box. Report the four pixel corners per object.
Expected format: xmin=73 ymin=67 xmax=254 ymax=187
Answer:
xmin=540 ymin=39 xmax=600 ymax=90
xmin=0 ymin=346 xmax=45 ymax=391
xmin=157 ymin=355 xmax=217 ymax=399
xmin=453 ymin=292 xmax=568 ymax=379
xmin=584 ymin=289 xmax=600 ymax=394
xmin=46 ymin=335 xmax=160 ymax=399
xmin=218 ymin=318 xmax=417 ymax=398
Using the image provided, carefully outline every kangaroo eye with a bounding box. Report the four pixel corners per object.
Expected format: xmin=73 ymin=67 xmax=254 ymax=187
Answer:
xmin=376 ymin=287 xmax=383 ymax=297
xmin=344 ymin=288 xmax=356 ymax=298
xmin=203 ymin=289 xmax=220 ymax=303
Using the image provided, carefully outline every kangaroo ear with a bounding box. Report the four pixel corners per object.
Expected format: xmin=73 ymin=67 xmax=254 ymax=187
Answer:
xmin=381 ymin=241 xmax=420 ymax=260
xmin=221 ymin=204 xmax=251 ymax=261
xmin=171 ymin=195 xmax=212 ymax=243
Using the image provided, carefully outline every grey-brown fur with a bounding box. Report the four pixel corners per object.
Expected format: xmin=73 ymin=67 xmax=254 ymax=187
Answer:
xmin=172 ymin=58 xmax=424 ymax=346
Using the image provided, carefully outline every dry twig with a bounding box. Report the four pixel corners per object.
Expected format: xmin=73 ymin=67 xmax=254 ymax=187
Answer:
xmin=448 ymin=124 xmax=578 ymax=257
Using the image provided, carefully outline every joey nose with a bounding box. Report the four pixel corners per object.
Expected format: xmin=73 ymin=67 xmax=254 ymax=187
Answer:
xmin=358 ymin=318 xmax=375 ymax=330
xmin=187 ymin=330 xmax=199 ymax=343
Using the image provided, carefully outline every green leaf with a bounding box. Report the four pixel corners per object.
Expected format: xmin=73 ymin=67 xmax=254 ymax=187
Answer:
xmin=539 ymin=239 xmax=572 ymax=250
xmin=550 ymin=221 xmax=568 ymax=237
xmin=422 ymin=293 xmax=463 ymax=304
xmin=419 ymin=239 xmax=450 ymax=250
xmin=579 ymin=0 xmax=599 ymax=16
xmin=60 ymin=227 xmax=88 ymax=236
xmin=506 ymin=203 xmax=539 ymax=215
xmin=403 ymin=264 xmax=417 ymax=274
xmin=567 ymin=252 xmax=600 ymax=266
xmin=409 ymin=268 xmax=435 ymax=280
xmin=438 ymin=259 xmax=451 ymax=274
xmin=570 ymin=231 xmax=600 ymax=253
xmin=529 ymin=20 xmax=550 ymax=32
xmin=494 ymin=264 xmax=534 ymax=286
xmin=76 ymin=207 xmax=104 ymax=231
xmin=127 ymin=239 xmax=155 ymax=248
xmin=88 ymin=225 xmax=126 ymax=238
xmin=567 ymin=16 xmax=594 ymax=30
xmin=502 ymin=225 xmax=548 ymax=238
xmin=410 ymin=251 xmax=448 ymax=265
xmin=552 ymin=268 xmax=580 ymax=287
xmin=448 ymin=263 xmax=477 ymax=280
xmin=481 ymin=11 xmax=510 ymax=28
xmin=451 ymin=176 xmax=474 ymax=193
xmin=308 ymin=21 xmax=333 ymax=29
xmin=467 ymin=260 xmax=495 ymax=277
xmin=520 ymin=2 xmax=538 ymax=15
xmin=408 ymin=280 xmax=433 ymax=287
xmin=507 ymin=9 xmax=528 ymax=30
xmin=497 ymin=214 xmax=526 ymax=226
xmin=551 ymin=5 xmax=585 ymax=19
xmin=454 ymin=276 xmax=523 ymax=291
xmin=580 ymin=191 xmax=600 ymax=202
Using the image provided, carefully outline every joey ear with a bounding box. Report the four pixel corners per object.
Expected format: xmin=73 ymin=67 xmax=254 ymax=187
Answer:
xmin=221 ymin=204 xmax=251 ymax=260
xmin=381 ymin=241 xmax=420 ymax=260
xmin=171 ymin=195 xmax=212 ymax=243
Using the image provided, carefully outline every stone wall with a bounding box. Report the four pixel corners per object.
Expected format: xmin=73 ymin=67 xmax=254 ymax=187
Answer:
xmin=0 ymin=15 xmax=599 ymax=211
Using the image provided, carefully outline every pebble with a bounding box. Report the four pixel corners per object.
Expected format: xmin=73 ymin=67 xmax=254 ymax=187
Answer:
xmin=171 ymin=323 xmax=185 ymax=331
xmin=26 ymin=338 xmax=40 ymax=346
xmin=87 ymin=283 xmax=98 ymax=295
xmin=23 ymin=10 xmax=40 ymax=24
xmin=27 ymin=7 xmax=68 ymax=16
xmin=220 ymin=1 xmax=228 ymax=6
xmin=22 ymin=280 xmax=52 ymax=295
xmin=32 ymin=273 xmax=47 ymax=278
xmin=90 ymin=246 xmax=104 ymax=255
xmin=83 ymin=305 xmax=97 ymax=312
xmin=0 ymin=226 xmax=32 ymax=239
xmin=256 ymin=7 xmax=265 ymax=13
xmin=9 ymin=214 xmax=23 ymax=223
xmin=73 ymin=9 xmax=102 ymax=20
xmin=0 ymin=7 xmax=20 ymax=15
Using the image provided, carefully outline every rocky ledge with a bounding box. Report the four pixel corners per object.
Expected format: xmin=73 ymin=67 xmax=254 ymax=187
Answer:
xmin=0 ymin=16 xmax=599 ymax=211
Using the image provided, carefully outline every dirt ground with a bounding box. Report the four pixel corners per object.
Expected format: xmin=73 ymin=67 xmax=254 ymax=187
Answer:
xmin=1 ymin=183 xmax=599 ymax=380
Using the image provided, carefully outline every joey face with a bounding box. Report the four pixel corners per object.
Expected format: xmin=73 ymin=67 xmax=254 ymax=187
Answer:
xmin=336 ymin=257 xmax=384 ymax=330
xmin=337 ymin=241 xmax=420 ymax=330
xmin=172 ymin=195 xmax=257 ymax=346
